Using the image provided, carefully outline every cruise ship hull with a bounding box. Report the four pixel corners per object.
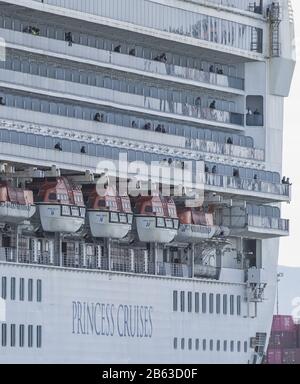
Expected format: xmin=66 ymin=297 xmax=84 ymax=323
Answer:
xmin=0 ymin=261 xmax=270 ymax=364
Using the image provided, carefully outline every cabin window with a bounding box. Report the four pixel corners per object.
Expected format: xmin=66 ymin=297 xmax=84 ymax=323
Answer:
xmin=119 ymin=214 xmax=127 ymax=224
xmin=195 ymin=293 xmax=200 ymax=313
xmin=165 ymin=219 xmax=173 ymax=229
xmin=145 ymin=206 xmax=153 ymax=213
xmin=10 ymin=277 xmax=16 ymax=301
xmin=1 ymin=277 xmax=7 ymax=299
xmin=28 ymin=325 xmax=33 ymax=348
xmin=10 ymin=325 xmax=16 ymax=347
xmin=1 ymin=324 xmax=7 ymax=347
xmin=157 ymin=218 xmax=165 ymax=228
xmin=36 ymin=326 xmax=42 ymax=348
xmin=71 ymin=207 xmax=80 ymax=217
xmin=19 ymin=325 xmax=24 ymax=347
xmin=62 ymin=206 xmax=71 ymax=216
xmin=48 ymin=193 xmax=57 ymax=201
xmin=110 ymin=213 xmax=119 ymax=223
xmin=173 ymin=220 xmax=180 ymax=230
xmin=80 ymin=208 xmax=86 ymax=217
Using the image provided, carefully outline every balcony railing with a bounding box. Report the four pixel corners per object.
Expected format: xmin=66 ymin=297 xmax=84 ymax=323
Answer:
xmin=0 ymin=70 xmax=245 ymax=127
xmin=199 ymin=0 xmax=263 ymax=14
xmin=187 ymin=139 xmax=264 ymax=161
xmin=1 ymin=28 xmax=245 ymax=91
xmin=205 ymin=173 xmax=290 ymax=198
xmin=1 ymin=248 xmax=212 ymax=280
xmin=246 ymin=114 xmax=264 ymax=126
xmin=247 ymin=215 xmax=289 ymax=232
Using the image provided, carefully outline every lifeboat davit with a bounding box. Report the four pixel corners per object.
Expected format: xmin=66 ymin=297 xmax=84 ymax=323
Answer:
xmin=0 ymin=181 xmax=36 ymax=223
xmin=134 ymin=195 xmax=179 ymax=243
xmin=30 ymin=177 xmax=86 ymax=233
xmin=83 ymin=185 xmax=133 ymax=239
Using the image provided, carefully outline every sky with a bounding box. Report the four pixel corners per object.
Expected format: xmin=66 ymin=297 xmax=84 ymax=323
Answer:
xmin=280 ymin=0 xmax=300 ymax=266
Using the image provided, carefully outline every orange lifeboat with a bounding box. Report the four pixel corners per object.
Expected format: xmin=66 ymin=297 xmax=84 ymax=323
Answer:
xmin=134 ymin=194 xmax=179 ymax=243
xmin=30 ymin=177 xmax=85 ymax=233
xmin=0 ymin=181 xmax=36 ymax=223
xmin=175 ymin=205 xmax=230 ymax=243
xmin=83 ymin=185 xmax=133 ymax=239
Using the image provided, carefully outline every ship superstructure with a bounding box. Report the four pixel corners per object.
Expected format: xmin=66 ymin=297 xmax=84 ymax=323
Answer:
xmin=0 ymin=0 xmax=296 ymax=364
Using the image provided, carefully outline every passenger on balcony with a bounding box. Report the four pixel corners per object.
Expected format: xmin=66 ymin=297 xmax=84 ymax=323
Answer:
xmin=54 ymin=143 xmax=63 ymax=151
xmin=81 ymin=146 xmax=86 ymax=154
xmin=233 ymin=169 xmax=240 ymax=178
xmin=31 ymin=27 xmax=40 ymax=36
xmin=156 ymin=124 xmax=167 ymax=133
xmin=286 ymin=178 xmax=292 ymax=186
xmin=0 ymin=97 xmax=6 ymax=106
xmin=254 ymin=109 xmax=261 ymax=115
xmin=154 ymin=53 xmax=167 ymax=63
xmin=195 ymin=97 xmax=201 ymax=107
xmin=205 ymin=165 xmax=209 ymax=173
xmin=282 ymin=176 xmax=286 ymax=184
xmin=212 ymin=166 xmax=217 ymax=174
xmin=94 ymin=113 xmax=104 ymax=122
xmin=209 ymin=100 xmax=216 ymax=110
xmin=246 ymin=107 xmax=253 ymax=115
xmin=217 ymin=68 xmax=224 ymax=75
xmin=144 ymin=122 xmax=151 ymax=130
xmin=65 ymin=32 xmax=73 ymax=47
xmin=131 ymin=121 xmax=138 ymax=128
xmin=227 ymin=137 xmax=233 ymax=145
xmin=114 ymin=45 xmax=121 ymax=53
xmin=160 ymin=53 xmax=167 ymax=63
xmin=129 ymin=48 xmax=136 ymax=56
xmin=209 ymin=65 xmax=214 ymax=73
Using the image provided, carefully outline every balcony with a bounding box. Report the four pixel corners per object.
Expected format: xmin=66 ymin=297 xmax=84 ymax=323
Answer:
xmin=188 ymin=139 xmax=264 ymax=162
xmin=0 ymin=69 xmax=245 ymax=128
xmin=204 ymin=173 xmax=291 ymax=202
xmin=202 ymin=0 xmax=263 ymax=14
xmin=0 ymin=28 xmax=245 ymax=92
xmin=246 ymin=114 xmax=264 ymax=126
xmin=0 ymin=245 xmax=223 ymax=281
xmin=222 ymin=207 xmax=289 ymax=239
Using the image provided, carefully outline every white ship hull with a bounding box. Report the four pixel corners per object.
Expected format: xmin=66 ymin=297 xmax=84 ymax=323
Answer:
xmin=0 ymin=261 xmax=274 ymax=364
